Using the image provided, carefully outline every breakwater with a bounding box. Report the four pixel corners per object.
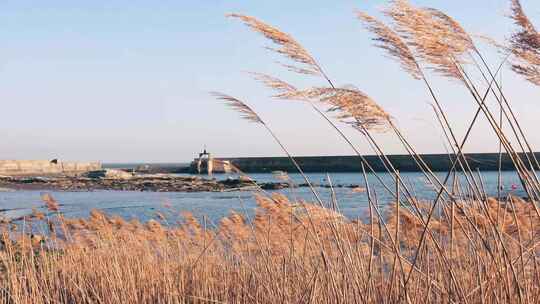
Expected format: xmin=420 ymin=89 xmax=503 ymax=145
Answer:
xmin=0 ymin=160 xmax=101 ymax=176
xmin=215 ymin=152 xmax=540 ymax=173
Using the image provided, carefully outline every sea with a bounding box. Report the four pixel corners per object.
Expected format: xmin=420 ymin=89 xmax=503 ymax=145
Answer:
xmin=0 ymin=170 xmax=530 ymax=225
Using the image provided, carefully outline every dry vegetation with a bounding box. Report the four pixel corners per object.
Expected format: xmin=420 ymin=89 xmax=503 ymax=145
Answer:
xmin=3 ymin=194 xmax=540 ymax=303
xmin=3 ymin=0 xmax=540 ymax=303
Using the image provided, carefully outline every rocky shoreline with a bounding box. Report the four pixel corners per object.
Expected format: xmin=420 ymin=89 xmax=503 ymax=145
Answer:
xmin=0 ymin=172 xmax=364 ymax=193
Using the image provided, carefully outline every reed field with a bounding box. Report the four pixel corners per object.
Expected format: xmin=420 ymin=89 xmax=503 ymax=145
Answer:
xmin=3 ymin=0 xmax=540 ymax=302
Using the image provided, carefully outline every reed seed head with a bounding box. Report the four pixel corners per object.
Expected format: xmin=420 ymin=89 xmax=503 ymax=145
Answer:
xmin=508 ymin=0 xmax=540 ymax=85
xmin=211 ymin=92 xmax=264 ymax=124
xmin=385 ymin=0 xmax=474 ymax=81
xmin=249 ymin=72 xmax=302 ymax=100
xmin=303 ymin=86 xmax=390 ymax=131
xmin=227 ymin=14 xmax=322 ymax=76
xmin=356 ymin=11 xmax=422 ymax=80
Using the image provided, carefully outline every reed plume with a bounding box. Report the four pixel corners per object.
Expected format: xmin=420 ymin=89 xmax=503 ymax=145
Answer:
xmin=385 ymin=0 xmax=474 ymax=81
xmin=227 ymin=14 xmax=323 ymax=77
xmin=249 ymin=72 xmax=302 ymax=100
xmin=211 ymin=92 xmax=263 ymax=124
xmin=356 ymin=11 xmax=422 ymax=80
xmin=306 ymin=86 xmax=391 ymax=132
xmin=423 ymin=7 xmax=475 ymax=51
xmin=233 ymin=12 xmax=389 ymax=132
xmin=249 ymin=73 xmax=390 ymax=132
xmin=508 ymin=0 xmax=540 ymax=85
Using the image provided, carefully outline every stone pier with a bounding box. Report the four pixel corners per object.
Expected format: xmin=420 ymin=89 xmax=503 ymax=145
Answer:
xmin=214 ymin=152 xmax=540 ymax=173
xmin=0 ymin=160 xmax=102 ymax=176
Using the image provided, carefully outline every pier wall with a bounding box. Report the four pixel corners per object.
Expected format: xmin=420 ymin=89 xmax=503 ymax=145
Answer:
xmin=0 ymin=160 xmax=102 ymax=176
xmin=215 ymin=153 xmax=540 ymax=173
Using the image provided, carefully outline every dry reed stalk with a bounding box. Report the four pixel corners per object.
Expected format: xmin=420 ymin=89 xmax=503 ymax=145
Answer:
xmin=355 ymin=14 xmax=507 ymax=279
xmin=467 ymin=48 xmax=540 ymax=194
xmin=211 ymin=92 xmax=356 ymax=293
xmin=253 ymin=72 xmax=404 ymax=198
xmin=248 ymin=72 xmax=421 ymax=215
xmin=359 ymin=125 xmax=470 ymax=297
xmin=363 ymin=163 xmax=376 ymax=297
xmin=359 ymin=8 xmax=500 ymax=198
xmin=440 ymin=29 xmax=540 ymax=200
xmin=465 ymin=36 xmax=540 ymax=197
xmin=294 ymin=83 xmax=431 ymax=232
xmin=455 ymin=60 xmax=540 ymax=201
xmin=251 ymin=76 xmax=395 ymax=220
xmin=379 ymin=2 xmax=537 ymax=204
xmin=392 ymin=172 xmax=406 ymax=301
xmin=410 ymin=14 xmax=540 ymax=221
xmin=232 ymin=15 xmax=413 ymax=209
xmin=210 ymin=92 xmax=326 ymax=208
xmin=508 ymin=196 xmax=528 ymax=301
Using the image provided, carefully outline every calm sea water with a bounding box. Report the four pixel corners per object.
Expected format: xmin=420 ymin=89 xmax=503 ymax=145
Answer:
xmin=0 ymin=171 xmax=529 ymax=224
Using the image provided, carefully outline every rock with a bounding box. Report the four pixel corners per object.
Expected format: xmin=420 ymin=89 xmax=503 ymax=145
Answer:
xmin=84 ymin=170 xmax=107 ymax=179
xmin=106 ymin=169 xmax=134 ymax=179
xmin=84 ymin=169 xmax=133 ymax=180
xmin=260 ymin=182 xmax=289 ymax=190
xmin=220 ymin=178 xmax=247 ymax=187
xmin=20 ymin=177 xmax=48 ymax=184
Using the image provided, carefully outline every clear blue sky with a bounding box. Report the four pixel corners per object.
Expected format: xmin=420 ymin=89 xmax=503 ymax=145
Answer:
xmin=1 ymin=0 xmax=539 ymax=162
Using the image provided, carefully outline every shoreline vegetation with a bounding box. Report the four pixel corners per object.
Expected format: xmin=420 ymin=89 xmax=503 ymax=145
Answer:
xmin=3 ymin=0 xmax=540 ymax=302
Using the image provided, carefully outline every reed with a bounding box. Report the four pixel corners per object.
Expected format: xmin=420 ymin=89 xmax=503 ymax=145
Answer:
xmin=3 ymin=193 xmax=540 ymax=303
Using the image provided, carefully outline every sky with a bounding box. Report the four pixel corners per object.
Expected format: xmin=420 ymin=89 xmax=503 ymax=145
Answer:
xmin=0 ymin=0 xmax=539 ymax=163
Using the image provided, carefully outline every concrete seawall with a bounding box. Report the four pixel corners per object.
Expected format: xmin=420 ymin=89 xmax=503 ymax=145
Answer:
xmin=215 ymin=153 xmax=540 ymax=173
xmin=0 ymin=160 xmax=102 ymax=176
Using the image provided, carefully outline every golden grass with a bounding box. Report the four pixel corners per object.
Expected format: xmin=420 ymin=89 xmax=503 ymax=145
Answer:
xmin=2 ymin=194 xmax=540 ymax=303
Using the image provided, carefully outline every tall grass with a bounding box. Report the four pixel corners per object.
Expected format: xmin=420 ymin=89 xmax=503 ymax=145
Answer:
xmin=2 ymin=0 xmax=540 ymax=303
xmin=2 ymin=194 xmax=540 ymax=303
